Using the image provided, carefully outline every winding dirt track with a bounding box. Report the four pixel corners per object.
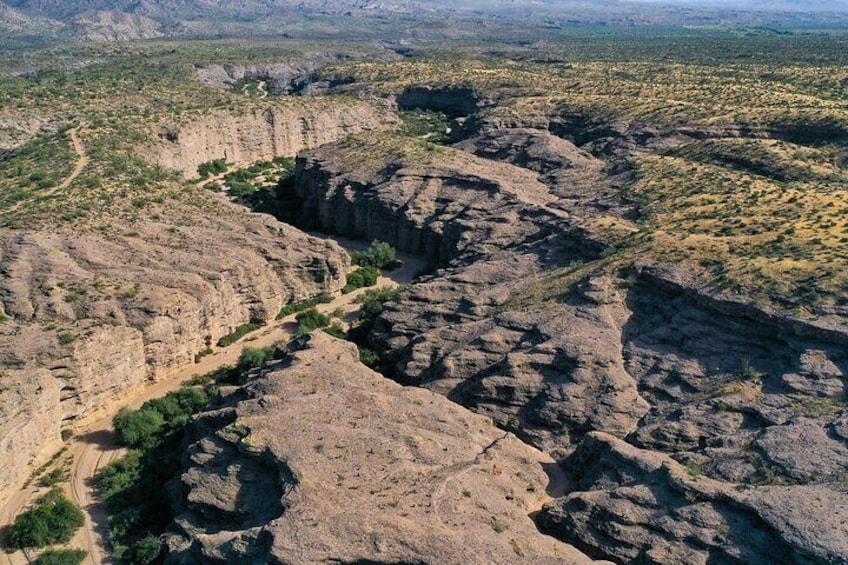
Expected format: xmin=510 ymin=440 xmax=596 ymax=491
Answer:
xmin=5 ymin=126 xmax=88 ymax=217
xmin=1 ymin=241 xmax=424 ymax=565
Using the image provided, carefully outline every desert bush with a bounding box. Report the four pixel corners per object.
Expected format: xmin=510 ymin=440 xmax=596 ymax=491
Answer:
xmin=323 ymin=322 xmax=346 ymax=339
xmin=197 ymin=159 xmax=227 ymax=178
xmin=113 ymin=407 xmax=164 ymax=448
xmin=296 ymin=308 xmax=330 ymax=334
xmin=7 ymin=488 xmax=85 ymax=549
xmin=351 ymin=241 xmax=398 ymax=269
xmin=217 ymin=320 xmax=263 ymax=347
xmin=342 ymin=266 xmax=380 ymax=293
xmin=35 ymin=549 xmax=88 ymax=565
xmin=237 ymin=346 xmax=274 ymax=371
xmin=277 ymin=292 xmax=333 ymax=319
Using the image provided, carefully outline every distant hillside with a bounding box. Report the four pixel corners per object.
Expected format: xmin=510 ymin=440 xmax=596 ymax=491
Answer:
xmin=2 ymin=0 xmax=848 ymax=45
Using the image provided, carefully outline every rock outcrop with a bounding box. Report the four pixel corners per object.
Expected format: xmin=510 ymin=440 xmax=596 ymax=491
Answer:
xmin=540 ymin=432 xmax=848 ymax=565
xmin=146 ymin=99 xmax=394 ymax=178
xmin=0 ymin=193 xmax=349 ymax=501
xmin=165 ymin=332 xmax=603 ymax=565
xmin=290 ymin=121 xmax=848 ymax=563
xmin=194 ymin=50 xmax=401 ymax=95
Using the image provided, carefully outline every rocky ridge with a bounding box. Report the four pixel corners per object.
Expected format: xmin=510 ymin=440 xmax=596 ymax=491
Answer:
xmin=0 ymin=99 xmax=392 ymax=502
xmin=165 ymin=332 xmax=606 ymax=565
xmin=287 ymin=96 xmax=848 ymax=563
xmin=147 ymin=99 xmax=393 ymax=178
xmin=0 ymin=210 xmax=349 ymax=499
xmin=68 ymin=9 xmax=164 ymax=41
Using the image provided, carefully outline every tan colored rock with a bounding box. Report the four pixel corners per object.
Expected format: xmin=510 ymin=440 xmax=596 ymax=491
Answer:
xmin=0 ymin=193 xmax=349 ymax=498
xmin=146 ymin=100 xmax=395 ymax=178
xmin=166 ymin=332 xmax=602 ymax=565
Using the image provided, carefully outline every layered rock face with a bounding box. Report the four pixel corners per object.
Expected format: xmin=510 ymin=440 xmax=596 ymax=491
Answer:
xmin=147 ymin=99 xmax=393 ymax=178
xmin=292 ymin=122 xmax=848 ymax=563
xmin=541 ymin=433 xmax=848 ymax=565
xmin=165 ymin=332 xmax=603 ymax=565
xmin=0 ymin=195 xmax=348 ymax=499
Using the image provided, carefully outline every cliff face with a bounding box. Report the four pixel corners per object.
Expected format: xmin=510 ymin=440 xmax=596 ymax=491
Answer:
xmin=0 ymin=98 xmax=393 ymax=499
xmin=165 ymin=332 xmax=601 ymax=565
xmin=147 ymin=100 xmax=394 ymax=178
xmin=292 ymin=123 xmax=848 ymax=563
xmin=0 ymin=211 xmax=349 ymax=496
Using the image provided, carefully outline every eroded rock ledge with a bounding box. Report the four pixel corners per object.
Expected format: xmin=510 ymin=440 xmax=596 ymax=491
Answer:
xmin=0 ymin=98 xmax=392 ymax=500
xmin=165 ymin=332 xmax=604 ymax=565
xmin=290 ymin=120 xmax=848 ymax=563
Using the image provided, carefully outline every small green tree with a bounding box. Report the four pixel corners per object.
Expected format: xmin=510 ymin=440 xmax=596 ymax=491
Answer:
xmin=127 ymin=535 xmax=162 ymax=564
xmin=342 ymin=266 xmax=380 ymax=293
xmin=36 ymin=549 xmax=88 ymax=565
xmin=237 ymin=346 xmax=273 ymax=371
xmin=351 ymin=241 xmax=397 ymax=269
xmin=296 ymin=308 xmax=330 ymax=334
xmin=113 ymin=407 xmax=164 ymax=448
xmin=8 ymin=489 xmax=85 ymax=549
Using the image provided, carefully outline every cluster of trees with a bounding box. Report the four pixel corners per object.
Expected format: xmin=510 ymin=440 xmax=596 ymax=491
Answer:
xmin=113 ymin=387 xmax=209 ymax=449
xmin=351 ymin=241 xmax=399 ymax=270
xmin=277 ymin=292 xmax=333 ymax=319
xmin=296 ymin=308 xmax=330 ymax=335
xmin=7 ymin=488 xmax=84 ymax=550
xmin=36 ymin=549 xmax=88 ymax=565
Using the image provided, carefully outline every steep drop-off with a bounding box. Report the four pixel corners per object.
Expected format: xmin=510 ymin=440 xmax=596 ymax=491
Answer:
xmin=0 ymin=99 xmax=393 ymax=503
xmin=0 ymin=210 xmax=349 ymax=500
xmin=290 ymin=120 xmax=848 ymax=563
xmin=147 ymin=99 xmax=394 ymax=178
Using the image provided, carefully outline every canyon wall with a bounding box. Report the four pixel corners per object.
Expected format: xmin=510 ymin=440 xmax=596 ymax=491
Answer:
xmin=147 ymin=99 xmax=394 ymax=178
xmin=291 ymin=124 xmax=848 ymax=563
xmin=0 ymin=213 xmax=349 ymax=499
xmin=0 ymin=99 xmax=392 ymax=501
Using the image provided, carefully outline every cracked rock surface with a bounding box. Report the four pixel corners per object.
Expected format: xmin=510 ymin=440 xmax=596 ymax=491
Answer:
xmin=165 ymin=332 xmax=604 ymax=565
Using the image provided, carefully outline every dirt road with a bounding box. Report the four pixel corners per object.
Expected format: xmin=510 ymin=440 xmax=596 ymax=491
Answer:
xmin=1 ymin=244 xmax=426 ymax=565
xmin=5 ymin=126 xmax=88 ymax=217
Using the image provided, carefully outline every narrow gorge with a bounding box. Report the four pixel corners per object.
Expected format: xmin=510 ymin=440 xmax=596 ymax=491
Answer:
xmin=0 ymin=98 xmax=391 ymax=504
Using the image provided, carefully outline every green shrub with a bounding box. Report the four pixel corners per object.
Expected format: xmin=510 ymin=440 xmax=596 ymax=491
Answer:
xmin=277 ymin=292 xmax=333 ymax=319
xmin=197 ymin=159 xmax=227 ymax=178
xmin=35 ymin=549 xmax=88 ymax=565
xmin=141 ymin=387 xmax=209 ymax=421
xmin=57 ymin=332 xmax=76 ymax=345
xmin=8 ymin=488 xmax=85 ymax=549
xmin=126 ymin=535 xmax=161 ymax=565
xmin=358 ymin=286 xmax=404 ymax=322
xmin=228 ymin=180 xmax=257 ymax=198
xmin=351 ymin=241 xmax=398 ymax=269
xmin=113 ymin=407 xmax=164 ymax=448
xmin=296 ymin=308 xmax=330 ymax=335
xmin=359 ymin=347 xmax=379 ymax=367
xmin=217 ymin=320 xmax=263 ymax=347
xmin=342 ymin=266 xmax=380 ymax=294
xmin=323 ymin=322 xmax=346 ymax=339
xmin=237 ymin=346 xmax=273 ymax=371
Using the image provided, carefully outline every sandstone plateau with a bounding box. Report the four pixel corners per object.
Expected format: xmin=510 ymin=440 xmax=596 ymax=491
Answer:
xmin=282 ymin=92 xmax=848 ymax=563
